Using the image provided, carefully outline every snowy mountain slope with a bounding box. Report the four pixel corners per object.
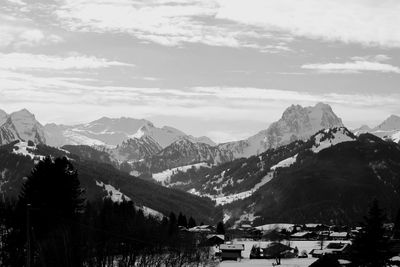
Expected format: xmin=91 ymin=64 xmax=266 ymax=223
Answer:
xmin=311 ymin=127 xmax=356 ymax=153
xmin=44 ymin=117 xmax=153 ymax=147
xmin=169 ymin=138 xmax=307 ymax=200
xmin=0 ymin=109 xmax=46 ymax=145
xmin=223 ymin=132 xmax=400 ymax=226
xmin=129 ymin=137 xmax=234 ymax=176
xmin=109 ymin=135 xmax=162 ymax=163
xmin=44 ymin=117 xmax=215 ymax=155
xmin=353 ymin=115 xmax=400 ymax=143
xmin=0 ymin=141 xmax=221 ymax=224
xmin=218 ymin=102 xmax=343 ymax=158
xmin=165 ymin=126 xmax=382 ymax=225
xmin=131 ymin=124 xmax=187 ymax=148
xmin=152 ymin=162 xmax=211 ymax=186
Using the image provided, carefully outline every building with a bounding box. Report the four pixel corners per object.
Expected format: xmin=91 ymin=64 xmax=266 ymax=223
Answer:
xmin=250 ymin=242 xmax=297 ymax=259
xmin=329 ymin=232 xmax=349 ymax=240
xmin=291 ymin=231 xmax=317 ymax=240
xmin=310 ymin=242 xmax=351 ymax=258
xmin=220 ymin=243 xmax=245 ymax=261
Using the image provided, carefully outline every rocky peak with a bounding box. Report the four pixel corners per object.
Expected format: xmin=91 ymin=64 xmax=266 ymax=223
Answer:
xmin=374 ymin=115 xmax=400 ymax=131
xmin=0 ymin=109 xmax=8 ymax=125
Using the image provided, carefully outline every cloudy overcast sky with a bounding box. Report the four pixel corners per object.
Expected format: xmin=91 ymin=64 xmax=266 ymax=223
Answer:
xmin=1 ymin=0 xmax=400 ymax=142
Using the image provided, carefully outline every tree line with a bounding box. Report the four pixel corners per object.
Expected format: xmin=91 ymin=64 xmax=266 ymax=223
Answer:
xmin=0 ymin=157 xmax=216 ymax=267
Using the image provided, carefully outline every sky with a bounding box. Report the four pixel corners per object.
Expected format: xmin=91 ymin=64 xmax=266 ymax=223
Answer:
xmin=1 ymin=0 xmax=400 ymax=143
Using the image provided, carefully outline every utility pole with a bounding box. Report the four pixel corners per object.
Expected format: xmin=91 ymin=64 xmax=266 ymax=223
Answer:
xmin=26 ymin=203 xmax=31 ymax=267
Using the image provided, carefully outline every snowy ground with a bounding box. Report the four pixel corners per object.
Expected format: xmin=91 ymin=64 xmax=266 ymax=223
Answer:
xmin=271 ymin=155 xmax=298 ymax=170
xmin=12 ymin=141 xmax=45 ymax=160
xmin=152 ymin=162 xmax=211 ymax=185
xmin=217 ymin=239 xmax=350 ymax=267
xmin=219 ymin=258 xmax=316 ymax=267
xmin=193 ymin=172 xmax=274 ymax=206
xmin=95 ymin=180 xmax=164 ymax=219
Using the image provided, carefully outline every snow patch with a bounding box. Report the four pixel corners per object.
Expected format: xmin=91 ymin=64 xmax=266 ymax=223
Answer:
xmin=141 ymin=206 xmax=164 ymax=220
xmin=192 ymin=172 xmax=274 ymax=206
xmin=312 ymin=128 xmax=355 ymax=153
xmin=152 ymin=162 xmax=211 ymax=185
xmin=270 ymin=154 xmax=298 ymax=170
xmin=12 ymin=141 xmax=45 ymax=160
xmin=96 ymin=180 xmax=131 ymax=203
xmin=255 ymin=223 xmax=295 ymax=232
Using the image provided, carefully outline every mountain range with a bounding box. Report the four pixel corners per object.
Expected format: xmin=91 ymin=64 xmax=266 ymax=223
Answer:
xmin=168 ymin=127 xmax=400 ymax=226
xmin=1 ymin=103 xmax=400 ymax=226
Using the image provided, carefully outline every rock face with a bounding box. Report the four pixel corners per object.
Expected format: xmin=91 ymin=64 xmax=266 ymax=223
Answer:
xmin=0 ymin=109 xmax=45 ymax=145
xmin=0 ymin=109 xmax=8 ymax=125
xmin=219 ymin=102 xmax=344 ymax=158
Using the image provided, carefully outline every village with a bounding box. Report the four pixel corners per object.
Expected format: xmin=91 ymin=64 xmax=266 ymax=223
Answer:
xmin=182 ymin=222 xmax=400 ymax=266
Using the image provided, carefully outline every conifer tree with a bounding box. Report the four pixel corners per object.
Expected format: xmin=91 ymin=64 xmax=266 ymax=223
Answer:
xmin=216 ymin=221 xmax=225 ymax=235
xmin=188 ymin=216 xmax=196 ymax=228
xmin=168 ymin=212 xmax=178 ymax=235
xmin=393 ymin=208 xmax=400 ymax=239
xmin=177 ymin=212 xmax=187 ymax=228
xmin=350 ymin=199 xmax=394 ymax=267
xmin=18 ymin=157 xmax=85 ymax=267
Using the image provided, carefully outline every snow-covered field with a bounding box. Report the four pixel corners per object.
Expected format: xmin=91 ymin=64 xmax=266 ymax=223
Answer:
xmin=152 ymin=162 xmax=211 ymax=185
xmin=219 ymin=258 xmax=316 ymax=267
xmin=271 ymin=155 xmax=298 ymax=170
xmin=218 ymin=239 xmax=350 ymax=267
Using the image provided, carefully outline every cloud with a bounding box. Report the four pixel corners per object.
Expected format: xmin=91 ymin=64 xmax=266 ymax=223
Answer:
xmin=302 ymin=60 xmax=400 ymax=74
xmin=53 ymin=0 xmax=291 ymax=51
xmin=0 ymin=26 xmax=62 ymax=49
xmin=216 ymin=0 xmax=400 ymax=48
xmin=350 ymin=54 xmax=391 ymax=62
xmin=0 ymin=14 xmax=63 ymax=49
xmin=0 ymin=53 xmax=133 ymax=70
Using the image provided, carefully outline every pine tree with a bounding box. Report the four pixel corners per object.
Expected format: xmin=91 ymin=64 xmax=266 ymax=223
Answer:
xmin=350 ymin=199 xmax=394 ymax=267
xmin=188 ymin=217 xmax=196 ymax=228
xmin=168 ymin=212 xmax=178 ymax=235
xmin=177 ymin=212 xmax=187 ymax=228
xmin=18 ymin=157 xmax=85 ymax=267
xmin=216 ymin=221 xmax=225 ymax=235
xmin=393 ymin=208 xmax=400 ymax=239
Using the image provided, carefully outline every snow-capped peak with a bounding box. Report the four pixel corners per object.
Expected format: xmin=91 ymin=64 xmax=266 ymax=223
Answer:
xmin=311 ymin=127 xmax=356 ymax=153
